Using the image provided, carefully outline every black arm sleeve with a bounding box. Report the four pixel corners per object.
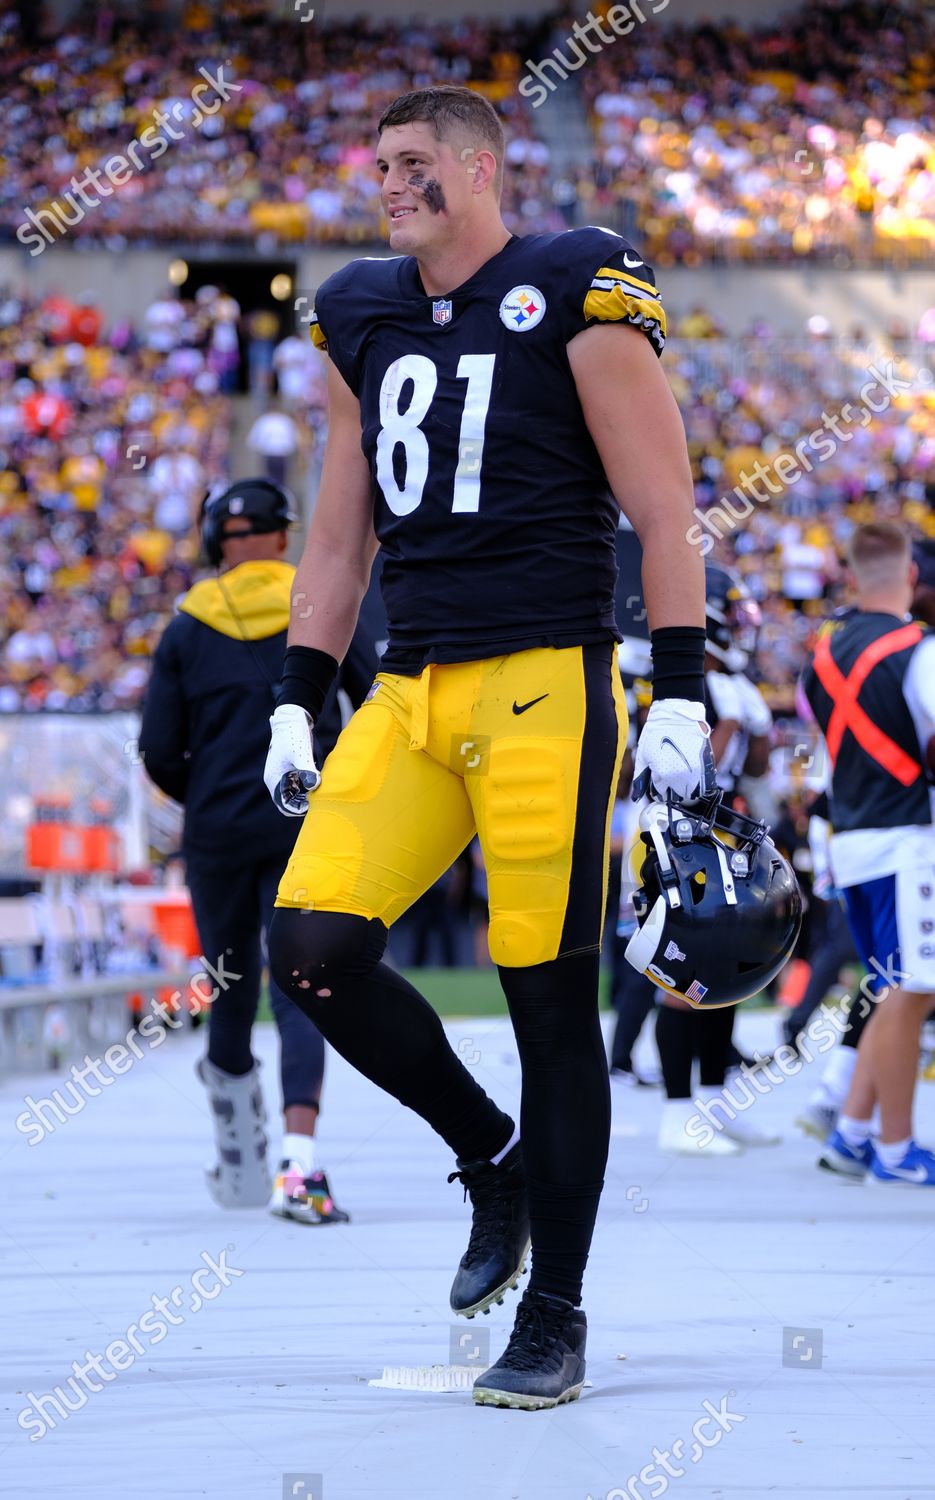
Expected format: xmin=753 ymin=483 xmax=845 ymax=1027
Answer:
xmin=138 ymin=624 xmax=190 ymax=804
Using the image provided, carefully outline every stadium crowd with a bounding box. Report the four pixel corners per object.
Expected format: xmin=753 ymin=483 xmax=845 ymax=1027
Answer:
xmin=579 ymin=0 xmax=935 ymax=263
xmin=667 ymin=330 xmax=935 ymax=705
xmin=1 ymin=283 xmax=932 ymax=714
xmin=0 ymin=0 xmax=931 ymax=261
xmin=0 ymin=286 xmax=233 ymax=711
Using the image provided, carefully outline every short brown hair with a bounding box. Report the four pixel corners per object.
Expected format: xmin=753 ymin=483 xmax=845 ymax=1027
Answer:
xmin=847 ymin=521 xmax=911 ymax=584
xmin=377 ymin=86 xmax=505 ymax=193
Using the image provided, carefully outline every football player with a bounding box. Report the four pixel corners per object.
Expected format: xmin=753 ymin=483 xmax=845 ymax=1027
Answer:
xmin=263 ymin=86 xmax=712 ymax=1409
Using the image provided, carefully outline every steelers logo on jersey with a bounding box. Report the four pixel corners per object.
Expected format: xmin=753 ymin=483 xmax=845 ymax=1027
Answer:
xmin=499 ymin=285 xmax=546 ymax=332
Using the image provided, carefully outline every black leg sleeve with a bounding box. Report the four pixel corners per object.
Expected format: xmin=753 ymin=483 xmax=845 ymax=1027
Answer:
xmin=268 ymin=908 xmax=513 ymax=1162
xmin=498 ymin=951 xmax=609 ymax=1306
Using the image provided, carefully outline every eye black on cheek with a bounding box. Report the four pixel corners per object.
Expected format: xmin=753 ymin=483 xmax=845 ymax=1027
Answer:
xmin=419 ymin=178 xmax=447 ymax=214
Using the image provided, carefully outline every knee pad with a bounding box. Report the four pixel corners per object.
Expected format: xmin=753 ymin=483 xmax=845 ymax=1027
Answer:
xmin=268 ymin=909 xmax=387 ymax=999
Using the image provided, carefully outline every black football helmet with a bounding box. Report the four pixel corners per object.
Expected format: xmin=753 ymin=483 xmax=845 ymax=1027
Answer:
xmin=200 ymin=477 xmax=297 ymax=566
xmin=624 ymin=790 xmax=802 ymax=1008
xmin=705 ymin=564 xmax=761 ymax=673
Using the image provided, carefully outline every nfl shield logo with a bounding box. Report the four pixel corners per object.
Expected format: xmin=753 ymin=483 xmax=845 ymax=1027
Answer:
xmin=432 ymin=299 xmax=452 ymax=325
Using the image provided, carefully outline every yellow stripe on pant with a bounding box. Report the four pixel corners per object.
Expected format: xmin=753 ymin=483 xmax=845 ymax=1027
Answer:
xmin=276 ymin=644 xmax=628 ymax=968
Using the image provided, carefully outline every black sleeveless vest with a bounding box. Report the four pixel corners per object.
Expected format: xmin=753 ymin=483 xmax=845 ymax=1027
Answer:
xmin=802 ymin=611 xmax=931 ymax=833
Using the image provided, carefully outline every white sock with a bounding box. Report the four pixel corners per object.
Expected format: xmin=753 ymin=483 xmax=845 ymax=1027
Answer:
xmin=838 ymin=1114 xmax=872 ymax=1149
xmin=875 ymin=1137 xmax=912 ymax=1170
xmin=490 ymin=1126 xmax=520 ymax=1166
xmin=282 ymin=1132 xmax=318 ymax=1176
xmin=817 ymin=1046 xmax=858 ymax=1106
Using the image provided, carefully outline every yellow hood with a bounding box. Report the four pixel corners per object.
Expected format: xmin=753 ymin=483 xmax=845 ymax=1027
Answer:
xmin=179 ymin=560 xmax=295 ymax=640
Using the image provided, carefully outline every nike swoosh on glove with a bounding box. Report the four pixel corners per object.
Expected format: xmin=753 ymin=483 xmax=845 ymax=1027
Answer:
xmin=633 ymin=699 xmax=717 ymax=803
xmin=264 ymin=703 xmax=321 ymax=817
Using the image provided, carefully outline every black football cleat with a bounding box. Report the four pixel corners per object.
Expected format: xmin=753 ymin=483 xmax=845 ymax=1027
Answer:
xmin=448 ymin=1142 xmax=531 ymax=1318
xmin=472 ymin=1288 xmax=587 ymax=1410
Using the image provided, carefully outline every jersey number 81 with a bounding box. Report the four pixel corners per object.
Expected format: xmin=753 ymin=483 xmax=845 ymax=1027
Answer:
xmin=376 ymin=353 xmax=495 ymax=516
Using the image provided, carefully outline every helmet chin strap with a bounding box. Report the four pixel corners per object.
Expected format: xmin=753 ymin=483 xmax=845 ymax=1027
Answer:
xmin=713 ymin=840 xmax=738 ymax=905
xmin=638 ymin=802 xmax=682 ymax=909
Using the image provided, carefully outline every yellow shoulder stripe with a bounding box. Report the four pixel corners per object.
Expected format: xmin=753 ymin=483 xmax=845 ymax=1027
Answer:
xmin=582 ymin=285 xmax=667 ymax=350
xmin=593 ymin=264 xmax=658 ymax=297
xmin=309 ymin=318 xmax=328 ymax=352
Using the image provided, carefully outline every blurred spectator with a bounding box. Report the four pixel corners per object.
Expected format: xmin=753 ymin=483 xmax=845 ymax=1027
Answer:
xmin=246 ymin=402 xmax=302 ymax=488
xmin=273 ymin=332 xmax=315 ymax=408
xmin=247 ymin=308 xmax=280 ymax=400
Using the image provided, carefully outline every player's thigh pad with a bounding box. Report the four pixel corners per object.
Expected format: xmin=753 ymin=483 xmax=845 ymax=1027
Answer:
xmin=276 ymin=690 xmax=474 ymax=922
xmin=474 ymin=644 xmax=627 ymax=968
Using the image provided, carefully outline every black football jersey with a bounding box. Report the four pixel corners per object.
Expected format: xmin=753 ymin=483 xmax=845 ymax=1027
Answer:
xmin=310 ymin=227 xmax=667 ymax=673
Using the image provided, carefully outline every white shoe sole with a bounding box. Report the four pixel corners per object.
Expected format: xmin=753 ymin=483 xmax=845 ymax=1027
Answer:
xmin=472 ymin=1380 xmax=584 ymax=1410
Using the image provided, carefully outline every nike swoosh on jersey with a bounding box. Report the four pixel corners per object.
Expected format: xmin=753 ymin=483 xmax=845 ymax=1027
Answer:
xmin=512 ymin=694 xmax=549 ymax=715
xmin=623 ymin=253 xmax=644 ymax=268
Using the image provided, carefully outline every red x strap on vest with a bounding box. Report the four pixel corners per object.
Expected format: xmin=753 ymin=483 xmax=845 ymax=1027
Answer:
xmin=812 ymin=623 xmax=923 ymax=786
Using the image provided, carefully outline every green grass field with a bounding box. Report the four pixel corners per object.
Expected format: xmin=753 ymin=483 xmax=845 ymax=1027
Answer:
xmin=256 ymin=967 xmax=776 ymax=1021
xmin=256 ymin=966 xmax=608 ymax=1020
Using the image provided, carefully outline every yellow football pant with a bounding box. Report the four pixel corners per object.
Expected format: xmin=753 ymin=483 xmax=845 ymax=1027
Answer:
xmin=276 ymin=643 xmax=627 ymax=968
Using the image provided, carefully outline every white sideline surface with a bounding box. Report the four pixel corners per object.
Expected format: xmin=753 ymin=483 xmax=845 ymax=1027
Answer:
xmin=2 ymin=1010 xmax=935 ymax=1500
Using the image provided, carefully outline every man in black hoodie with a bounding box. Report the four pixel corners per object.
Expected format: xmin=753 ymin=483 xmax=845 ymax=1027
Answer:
xmin=140 ymin=478 xmax=378 ymax=1221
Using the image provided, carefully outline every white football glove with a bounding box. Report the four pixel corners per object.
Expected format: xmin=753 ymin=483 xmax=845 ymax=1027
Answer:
xmin=264 ymin=704 xmax=321 ymax=817
xmin=731 ymin=673 xmax=773 ymax=737
xmin=633 ymin=698 xmax=717 ymax=804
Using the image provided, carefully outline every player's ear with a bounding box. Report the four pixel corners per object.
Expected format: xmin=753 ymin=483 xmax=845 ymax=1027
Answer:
xmin=470 ymin=148 xmax=499 ymax=196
